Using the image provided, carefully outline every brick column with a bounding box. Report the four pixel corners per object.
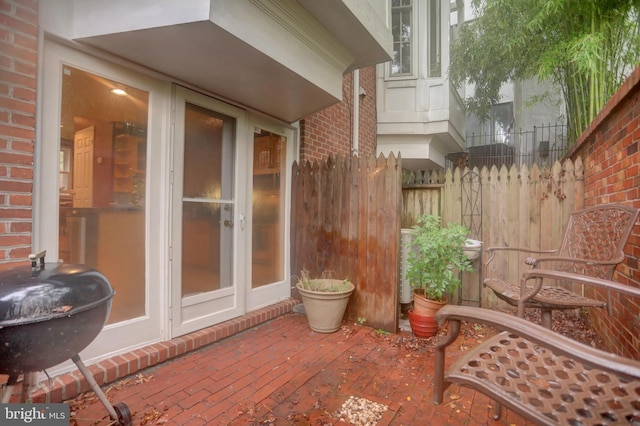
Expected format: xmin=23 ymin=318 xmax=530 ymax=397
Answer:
xmin=0 ymin=0 xmax=38 ymax=269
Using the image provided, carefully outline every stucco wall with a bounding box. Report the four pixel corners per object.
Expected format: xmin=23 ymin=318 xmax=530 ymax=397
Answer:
xmin=0 ymin=0 xmax=37 ymax=269
xmin=299 ymin=66 xmax=377 ymax=162
xmin=567 ymin=65 xmax=640 ymax=358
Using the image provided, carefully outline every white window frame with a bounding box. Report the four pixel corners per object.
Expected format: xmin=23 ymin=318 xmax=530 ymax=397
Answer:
xmin=427 ymin=0 xmax=442 ymax=78
xmin=388 ymin=0 xmax=417 ymax=79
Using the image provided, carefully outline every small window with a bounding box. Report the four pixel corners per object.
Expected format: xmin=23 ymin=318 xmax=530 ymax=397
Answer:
xmin=466 ymin=103 xmax=515 ymax=145
xmin=391 ymin=0 xmax=412 ymax=76
xmin=428 ymin=0 xmax=441 ymax=77
xmin=59 ymin=143 xmax=72 ymax=193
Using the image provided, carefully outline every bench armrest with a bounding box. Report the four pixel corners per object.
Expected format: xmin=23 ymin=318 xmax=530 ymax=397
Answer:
xmin=523 ymin=268 xmax=640 ymax=298
xmin=434 ymin=305 xmax=640 ymax=380
xmin=525 ymin=255 xmax=624 ymax=269
xmin=484 ymin=246 xmax=557 ymax=267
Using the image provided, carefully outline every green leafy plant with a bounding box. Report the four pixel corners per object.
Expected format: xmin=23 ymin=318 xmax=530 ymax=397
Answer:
xmin=406 ymin=215 xmax=473 ymax=302
xmin=357 ymin=317 xmax=367 ymax=325
xmin=297 ymin=269 xmax=352 ymax=292
xmin=449 ymin=0 xmax=640 ymax=145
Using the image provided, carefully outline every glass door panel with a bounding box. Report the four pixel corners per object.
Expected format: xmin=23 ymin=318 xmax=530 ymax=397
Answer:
xmin=171 ymin=86 xmax=243 ymax=337
xmin=181 ymin=103 xmax=234 ymax=296
xmin=59 ymin=66 xmax=148 ymax=324
xmin=251 ymin=130 xmax=286 ymax=287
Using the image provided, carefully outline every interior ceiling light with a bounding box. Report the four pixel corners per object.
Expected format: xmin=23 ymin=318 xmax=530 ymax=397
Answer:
xmin=111 ymin=87 xmax=127 ymax=96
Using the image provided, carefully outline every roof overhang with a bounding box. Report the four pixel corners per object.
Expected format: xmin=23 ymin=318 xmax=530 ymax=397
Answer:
xmin=377 ymin=122 xmax=466 ymax=171
xmin=40 ymin=0 xmax=392 ymax=123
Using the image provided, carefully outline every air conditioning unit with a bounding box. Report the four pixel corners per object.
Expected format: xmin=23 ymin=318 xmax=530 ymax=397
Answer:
xmin=399 ymin=229 xmax=414 ymax=304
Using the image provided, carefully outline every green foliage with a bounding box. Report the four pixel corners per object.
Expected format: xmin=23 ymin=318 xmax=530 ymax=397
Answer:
xmin=297 ymin=269 xmax=352 ymax=292
xmin=406 ymin=215 xmax=473 ymax=302
xmin=450 ymin=0 xmax=640 ymax=143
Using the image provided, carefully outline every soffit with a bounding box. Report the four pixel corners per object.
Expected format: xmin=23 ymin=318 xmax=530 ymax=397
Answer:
xmin=65 ymin=0 xmax=391 ymax=123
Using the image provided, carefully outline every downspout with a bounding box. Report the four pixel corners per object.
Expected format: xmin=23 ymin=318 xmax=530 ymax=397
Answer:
xmin=352 ymin=69 xmax=359 ymax=156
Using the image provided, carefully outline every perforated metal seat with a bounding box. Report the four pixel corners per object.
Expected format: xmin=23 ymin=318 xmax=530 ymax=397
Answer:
xmin=484 ymin=204 xmax=639 ymax=328
xmin=433 ymin=303 xmax=640 ymax=425
xmin=486 ymin=278 xmax=607 ymax=309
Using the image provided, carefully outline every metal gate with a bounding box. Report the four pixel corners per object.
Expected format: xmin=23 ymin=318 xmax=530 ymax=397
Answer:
xmin=458 ymin=169 xmax=483 ymax=306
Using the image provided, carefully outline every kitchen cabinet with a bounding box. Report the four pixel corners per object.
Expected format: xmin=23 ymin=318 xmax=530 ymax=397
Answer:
xmin=112 ymin=122 xmax=146 ymax=205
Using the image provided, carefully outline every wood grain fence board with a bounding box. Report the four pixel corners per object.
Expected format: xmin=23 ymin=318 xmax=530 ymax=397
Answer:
xmin=529 ymin=165 xmax=542 ymax=256
xmin=550 ymin=161 xmax=565 ymax=250
xmin=363 ymin=155 xmax=378 ymax=325
xmin=505 ymin=165 xmax=521 ymax=286
xmin=374 ymin=154 xmax=399 ymax=331
xmin=356 ymin=156 xmax=369 ymax=321
xmin=346 ymin=157 xmax=360 ymax=320
xmin=292 ymin=156 xmax=583 ymax=327
xmin=518 ymin=165 xmax=532 ymax=284
xmin=496 ymin=167 xmax=513 ymax=287
xmin=291 ymin=154 xmax=400 ymax=332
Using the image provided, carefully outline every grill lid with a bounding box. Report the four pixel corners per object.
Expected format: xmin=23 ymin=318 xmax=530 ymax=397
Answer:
xmin=0 ymin=251 xmax=114 ymax=326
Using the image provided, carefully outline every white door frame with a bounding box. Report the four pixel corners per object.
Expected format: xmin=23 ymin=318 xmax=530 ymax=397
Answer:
xmin=36 ymin=39 xmax=171 ymax=372
xmin=244 ymin=114 xmax=295 ymax=311
xmin=169 ymin=86 xmax=248 ymax=337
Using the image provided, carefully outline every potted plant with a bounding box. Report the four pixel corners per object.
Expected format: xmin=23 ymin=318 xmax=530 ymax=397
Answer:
xmin=295 ymin=270 xmax=355 ymax=333
xmin=406 ymin=215 xmax=473 ymax=337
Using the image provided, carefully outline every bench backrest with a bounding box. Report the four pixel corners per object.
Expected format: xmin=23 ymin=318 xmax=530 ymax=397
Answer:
xmin=556 ymin=204 xmax=639 ymax=279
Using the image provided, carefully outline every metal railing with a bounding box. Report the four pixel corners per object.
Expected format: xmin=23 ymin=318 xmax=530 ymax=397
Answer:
xmin=446 ymin=123 xmax=569 ymax=170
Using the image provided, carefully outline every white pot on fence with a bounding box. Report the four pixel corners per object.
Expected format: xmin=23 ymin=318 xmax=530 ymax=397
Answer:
xmin=463 ymin=239 xmax=482 ymax=261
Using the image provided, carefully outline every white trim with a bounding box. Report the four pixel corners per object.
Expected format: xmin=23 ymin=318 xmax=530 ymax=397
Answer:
xmin=387 ymin=0 xmax=418 ymax=80
xmin=36 ymin=38 xmax=171 ymax=376
xmin=170 ymin=85 xmax=248 ymax=338
xmin=244 ymin=113 xmax=295 ymax=311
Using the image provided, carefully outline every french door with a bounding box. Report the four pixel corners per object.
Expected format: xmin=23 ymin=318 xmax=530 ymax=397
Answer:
xmin=171 ymin=86 xmax=247 ymax=336
xmin=245 ymin=118 xmax=294 ymax=310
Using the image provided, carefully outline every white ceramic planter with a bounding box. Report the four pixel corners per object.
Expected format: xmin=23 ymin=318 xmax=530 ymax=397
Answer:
xmin=296 ymin=280 xmax=355 ymax=333
xmin=463 ymin=239 xmax=483 ymax=261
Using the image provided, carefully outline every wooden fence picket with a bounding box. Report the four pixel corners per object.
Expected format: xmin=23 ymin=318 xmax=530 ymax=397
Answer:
xmin=291 ymin=156 xmax=584 ymax=330
xmin=291 ymin=153 xmax=401 ymax=332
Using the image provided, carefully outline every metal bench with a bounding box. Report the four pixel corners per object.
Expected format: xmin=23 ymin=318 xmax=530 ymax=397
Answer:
xmin=484 ymin=203 xmax=639 ymax=328
xmin=433 ymin=270 xmax=640 ymax=425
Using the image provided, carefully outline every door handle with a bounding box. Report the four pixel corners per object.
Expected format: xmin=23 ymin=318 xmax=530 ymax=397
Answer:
xmin=224 ymin=220 xmax=233 ymax=228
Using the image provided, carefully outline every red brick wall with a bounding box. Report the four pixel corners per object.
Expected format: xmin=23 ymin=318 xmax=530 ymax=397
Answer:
xmin=0 ymin=0 xmax=38 ymax=269
xmin=299 ymin=66 xmax=377 ymax=163
xmin=568 ymin=65 xmax=640 ymax=358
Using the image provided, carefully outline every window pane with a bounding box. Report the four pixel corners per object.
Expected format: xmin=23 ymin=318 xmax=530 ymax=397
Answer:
xmin=428 ymin=0 xmax=441 ymax=77
xmin=252 ymin=130 xmax=286 ymax=287
xmin=181 ymin=103 xmax=235 ymax=296
xmin=391 ymin=1 xmax=412 ymax=76
xmin=59 ymin=66 xmax=148 ymax=324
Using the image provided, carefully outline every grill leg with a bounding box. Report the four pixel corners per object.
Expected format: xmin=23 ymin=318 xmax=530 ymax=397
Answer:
xmin=20 ymin=372 xmax=38 ymax=402
xmin=71 ymin=354 xmax=118 ymax=421
xmin=1 ymin=374 xmax=19 ymax=403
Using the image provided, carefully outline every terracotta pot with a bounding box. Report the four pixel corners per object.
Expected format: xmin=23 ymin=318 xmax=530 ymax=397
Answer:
xmin=296 ymin=280 xmax=355 ymax=333
xmin=408 ymin=309 xmax=438 ymax=338
xmin=412 ymin=289 xmax=447 ymax=316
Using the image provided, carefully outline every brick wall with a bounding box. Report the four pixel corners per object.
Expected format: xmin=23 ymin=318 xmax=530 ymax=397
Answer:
xmin=0 ymin=0 xmax=38 ymax=270
xmin=299 ymin=66 xmax=377 ymax=163
xmin=567 ymin=64 xmax=640 ymax=358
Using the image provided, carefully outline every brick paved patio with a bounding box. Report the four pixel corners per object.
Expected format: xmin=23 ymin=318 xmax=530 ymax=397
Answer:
xmin=60 ymin=306 xmax=531 ymax=425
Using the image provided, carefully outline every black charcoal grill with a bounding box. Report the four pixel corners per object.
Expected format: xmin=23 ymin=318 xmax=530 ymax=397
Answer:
xmin=0 ymin=251 xmax=131 ymax=425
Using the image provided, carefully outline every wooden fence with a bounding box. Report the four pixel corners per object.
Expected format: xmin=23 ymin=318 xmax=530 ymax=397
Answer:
xmin=403 ymin=158 xmax=585 ymax=308
xmin=290 ymin=154 xmax=402 ymax=332
xmin=291 ymin=155 xmax=585 ymax=332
